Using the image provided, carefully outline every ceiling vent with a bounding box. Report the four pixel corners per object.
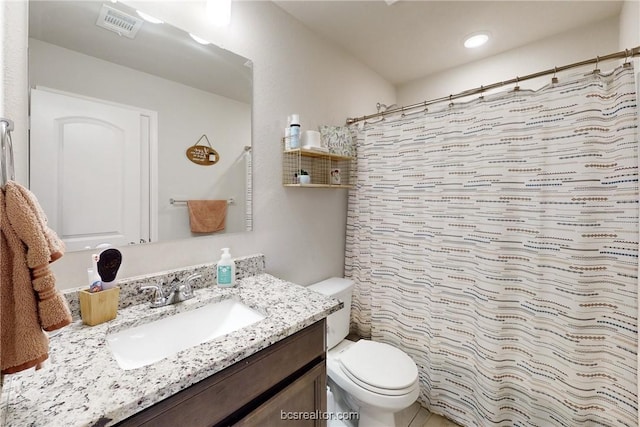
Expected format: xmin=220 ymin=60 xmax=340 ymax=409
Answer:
xmin=95 ymin=4 xmax=143 ymax=39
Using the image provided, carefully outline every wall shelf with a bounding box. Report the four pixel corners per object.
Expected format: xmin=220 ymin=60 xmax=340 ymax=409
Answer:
xmin=282 ymin=140 xmax=355 ymax=188
xmin=283 ymin=183 xmax=353 ymax=189
xmin=283 ymin=148 xmax=353 ymax=160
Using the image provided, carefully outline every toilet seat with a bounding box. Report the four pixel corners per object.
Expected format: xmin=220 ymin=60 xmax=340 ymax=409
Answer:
xmin=337 ymin=340 xmax=418 ymax=396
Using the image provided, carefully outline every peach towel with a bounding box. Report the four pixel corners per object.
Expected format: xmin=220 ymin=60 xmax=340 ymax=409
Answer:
xmin=187 ymin=200 xmax=227 ymax=233
xmin=1 ymin=181 xmax=72 ymax=374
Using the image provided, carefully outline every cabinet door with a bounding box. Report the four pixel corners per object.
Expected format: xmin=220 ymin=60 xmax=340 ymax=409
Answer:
xmin=235 ymin=362 xmax=327 ymax=427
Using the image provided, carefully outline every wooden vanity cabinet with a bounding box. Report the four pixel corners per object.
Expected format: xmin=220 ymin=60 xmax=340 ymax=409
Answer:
xmin=116 ymin=320 xmax=327 ymax=427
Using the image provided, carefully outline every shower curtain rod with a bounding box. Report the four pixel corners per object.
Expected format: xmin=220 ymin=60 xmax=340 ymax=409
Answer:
xmin=346 ymin=46 xmax=640 ymax=125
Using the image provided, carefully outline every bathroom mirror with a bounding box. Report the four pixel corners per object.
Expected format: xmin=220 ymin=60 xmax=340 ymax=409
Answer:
xmin=27 ymin=0 xmax=253 ymax=252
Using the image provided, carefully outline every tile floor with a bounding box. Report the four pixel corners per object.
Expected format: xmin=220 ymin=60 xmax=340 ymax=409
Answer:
xmin=395 ymin=402 xmax=462 ymax=427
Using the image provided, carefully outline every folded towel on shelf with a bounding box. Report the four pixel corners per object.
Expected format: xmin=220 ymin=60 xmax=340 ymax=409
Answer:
xmin=187 ymin=200 xmax=227 ymax=233
xmin=1 ymin=181 xmax=72 ymax=375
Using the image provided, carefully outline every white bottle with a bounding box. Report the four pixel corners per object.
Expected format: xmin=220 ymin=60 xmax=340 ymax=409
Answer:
xmin=88 ymin=253 xmax=102 ymax=292
xmin=284 ymin=126 xmax=292 ymax=150
xmin=289 ymin=114 xmax=300 ymax=149
xmin=216 ymin=248 xmax=236 ymax=287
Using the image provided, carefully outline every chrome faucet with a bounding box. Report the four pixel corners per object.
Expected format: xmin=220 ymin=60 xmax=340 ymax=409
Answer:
xmin=140 ymin=273 xmax=201 ymax=308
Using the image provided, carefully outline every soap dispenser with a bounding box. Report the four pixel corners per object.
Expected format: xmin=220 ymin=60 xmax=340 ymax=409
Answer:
xmin=216 ymin=248 xmax=236 ymax=287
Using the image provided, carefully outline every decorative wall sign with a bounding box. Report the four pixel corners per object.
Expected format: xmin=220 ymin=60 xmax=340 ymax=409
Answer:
xmin=186 ymin=134 xmax=219 ymax=166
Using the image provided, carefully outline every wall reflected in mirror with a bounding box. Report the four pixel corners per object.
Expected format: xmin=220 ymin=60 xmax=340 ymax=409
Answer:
xmin=28 ymin=0 xmax=253 ymax=252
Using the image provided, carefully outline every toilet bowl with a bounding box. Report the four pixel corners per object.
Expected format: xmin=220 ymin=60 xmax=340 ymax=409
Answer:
xmin=309 ymin=278 xmax=419 ymax=427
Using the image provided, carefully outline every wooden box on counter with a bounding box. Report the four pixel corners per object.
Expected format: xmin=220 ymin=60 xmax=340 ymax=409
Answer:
xmin=79 ymin=287 xmax=120 ymax=326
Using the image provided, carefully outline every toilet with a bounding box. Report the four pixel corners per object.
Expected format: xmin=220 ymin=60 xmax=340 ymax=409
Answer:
xmin=309 ymin=278 xmax=420 ymax=427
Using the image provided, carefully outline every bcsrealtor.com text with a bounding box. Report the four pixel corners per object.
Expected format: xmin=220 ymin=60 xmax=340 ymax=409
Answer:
xmin=280 ymin=410 xmax=359 ymax=421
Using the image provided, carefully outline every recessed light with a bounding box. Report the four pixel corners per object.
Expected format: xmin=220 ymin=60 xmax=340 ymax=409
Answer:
xmin=136 ymin=10 xmax=163 ymax=24
xmin=206 ymin=0 xmax=232 ymax=27
xmin=189 ymin=33 xmax=211 ymax=45
xmin=464 ymin=32 xmax=490 ymax=49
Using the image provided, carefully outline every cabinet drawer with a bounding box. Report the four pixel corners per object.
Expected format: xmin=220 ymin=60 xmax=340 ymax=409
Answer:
xmin=116 ymin=320 xmax=325 ymax=427
xmin=235 ymin=361 xmax=327 ymax=427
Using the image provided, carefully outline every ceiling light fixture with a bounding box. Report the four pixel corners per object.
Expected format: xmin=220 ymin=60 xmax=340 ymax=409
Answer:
xmin=189 ymin=33 xmax=211 ymax=45
xmin=206 ymin=0 xmax=232 ymax=27
xmin=136 ymin=10 xmax=163 ymax=24
xmin=464 ymin=32 xmax=490 ymax=49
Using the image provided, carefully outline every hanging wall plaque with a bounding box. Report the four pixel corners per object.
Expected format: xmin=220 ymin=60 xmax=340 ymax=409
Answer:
xmin=186 ymin=134 xmax=220 ymax=166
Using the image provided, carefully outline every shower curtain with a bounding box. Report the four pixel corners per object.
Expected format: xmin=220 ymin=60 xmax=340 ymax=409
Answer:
xmin=345 ymin=66 xmax=638 ymax=426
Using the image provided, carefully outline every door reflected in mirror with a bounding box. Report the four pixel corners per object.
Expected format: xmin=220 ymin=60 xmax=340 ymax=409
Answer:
xmin=28 ymin=0 xmax=253 ymax=252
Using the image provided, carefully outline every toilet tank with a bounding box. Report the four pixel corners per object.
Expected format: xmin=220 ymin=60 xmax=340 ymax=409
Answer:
xmin=308 ymin=277 xmax=354 ymax=350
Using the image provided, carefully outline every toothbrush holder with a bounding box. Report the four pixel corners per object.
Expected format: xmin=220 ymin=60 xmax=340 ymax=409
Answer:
xmin=79 ymin=287 xmax=120 ymax=326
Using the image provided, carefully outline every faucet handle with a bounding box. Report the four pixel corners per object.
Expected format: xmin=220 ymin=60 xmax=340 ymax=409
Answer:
xmin=184 ymin=273 xmax=201 ymax=286
xmin=140 ymin=283 xmax=167 ymax=307
xmin=179 ymin=273 xmax=201 ymax=299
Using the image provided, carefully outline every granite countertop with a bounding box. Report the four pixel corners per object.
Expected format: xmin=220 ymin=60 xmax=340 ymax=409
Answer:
xmin=0 ymin=274 xmax=341 ymax=427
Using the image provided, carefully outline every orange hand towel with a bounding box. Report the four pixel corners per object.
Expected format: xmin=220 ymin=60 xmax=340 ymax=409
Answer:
xmin=187 ymin=200 xmax=227 ymax=233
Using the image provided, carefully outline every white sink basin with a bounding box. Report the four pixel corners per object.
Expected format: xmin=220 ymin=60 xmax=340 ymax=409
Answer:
xmin=106 ymin=299 xmax=265 ymax=370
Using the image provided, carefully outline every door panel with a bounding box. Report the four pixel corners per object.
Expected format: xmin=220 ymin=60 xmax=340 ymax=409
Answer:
xmin=30 ymin=88 xmax=145 ymax=251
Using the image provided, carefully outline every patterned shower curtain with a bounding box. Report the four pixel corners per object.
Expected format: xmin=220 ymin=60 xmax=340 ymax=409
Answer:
xmin=345 ymin=66 xmax=638 ymax=426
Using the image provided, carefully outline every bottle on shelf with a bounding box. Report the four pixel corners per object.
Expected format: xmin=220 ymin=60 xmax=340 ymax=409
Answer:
xmin=289 ymin=114 xmax=300 ymax=149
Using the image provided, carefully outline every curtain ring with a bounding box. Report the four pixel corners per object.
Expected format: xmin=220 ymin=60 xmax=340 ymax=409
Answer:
xmin=478 ymin=85 xmax=485 ymax=100
xmin=623 ymin=49 xmax=631 ymax=68
xmin=423 ymin=101 xmax=429 ymax=113
xmin=401 ymin=106 xmax=406 ymax=118
xmin=593 ymin=56 xmax=600 ymax=74
xmin=514 ymin=76 xmax=520 ymax=92
xmin=448 ymin=94 xmax=454 ymax=108
xmin=552 ymin=67 xmax=559 ymax=84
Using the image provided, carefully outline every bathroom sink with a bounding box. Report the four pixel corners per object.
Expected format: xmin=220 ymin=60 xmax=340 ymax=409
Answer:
xmin=106 ymin=299 xmax=265 ymax=370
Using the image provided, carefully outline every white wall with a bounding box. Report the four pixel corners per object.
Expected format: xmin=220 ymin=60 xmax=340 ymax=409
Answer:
xmin=397 ymin=16 xmax=621 ymax=106
xmin=2 ymin=0 xmax=395 ymax=289
xmin=29 ymin=39 xmax=250 ymax=240
xmin=619 ymin=0 xmax=640 ymax=50
xmin=1 ymin=1 xmax=28 ymax=185
xmin=618 ymin=0 xmax=639 ymax=75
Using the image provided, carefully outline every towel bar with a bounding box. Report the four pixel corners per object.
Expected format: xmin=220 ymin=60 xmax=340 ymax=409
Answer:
xmin=170 ymin=197 xmax=235 ymax=205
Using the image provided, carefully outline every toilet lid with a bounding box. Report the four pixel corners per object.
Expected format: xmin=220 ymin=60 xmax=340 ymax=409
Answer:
xmin=338 ymin=340 xmax=418 ymax=395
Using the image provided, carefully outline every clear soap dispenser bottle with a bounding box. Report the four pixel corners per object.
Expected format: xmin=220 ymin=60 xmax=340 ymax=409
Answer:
xmin=216 ymin=248 xmax=236 ymax=287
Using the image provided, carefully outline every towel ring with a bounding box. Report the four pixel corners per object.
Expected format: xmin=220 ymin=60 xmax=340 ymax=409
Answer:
xmin=623 ymin=49 xmax=631 ymax=68
xmin=1 ymin=118 xmax=15 ymax=187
